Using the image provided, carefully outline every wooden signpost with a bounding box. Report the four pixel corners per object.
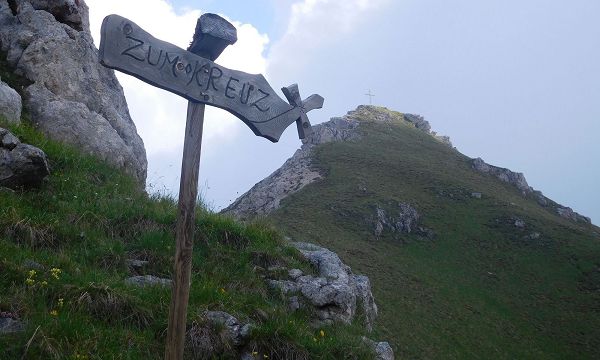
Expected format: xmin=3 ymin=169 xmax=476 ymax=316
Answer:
xmin=99 ymin=13 xmax=323 ymax=360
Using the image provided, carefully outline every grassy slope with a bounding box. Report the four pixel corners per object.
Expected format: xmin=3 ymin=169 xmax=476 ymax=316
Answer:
xmin=270 ymin=108 xmax=600 ymax=359
xmin=0 ymin=121 xmax=375 ymax=359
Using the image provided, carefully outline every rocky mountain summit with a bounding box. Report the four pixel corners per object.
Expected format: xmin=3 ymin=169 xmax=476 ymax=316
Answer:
xmin=224 ymin=105 xmax=591 ymax=226
xmin=0 ymin=0 xmax=147 ymax=183
xmin=223 ymin=105 xmax=451 ymax=220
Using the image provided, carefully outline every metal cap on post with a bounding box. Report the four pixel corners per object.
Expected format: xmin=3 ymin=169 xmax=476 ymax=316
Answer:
xmin=165 ymin=13 xmax=237 ymax=360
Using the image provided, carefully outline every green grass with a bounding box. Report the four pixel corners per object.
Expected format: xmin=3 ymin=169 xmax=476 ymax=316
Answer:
xmin=270 ymin=107 xmax=600 ymax=359
xmin=0 ymin=120 xmax=374 ymax=359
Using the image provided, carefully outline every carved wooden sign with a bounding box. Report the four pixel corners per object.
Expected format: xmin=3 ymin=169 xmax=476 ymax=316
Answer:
xmin=99 ymin=13 xmax=324 ymax=359
xmin=99 ymin=14 xmax=322 ymax=142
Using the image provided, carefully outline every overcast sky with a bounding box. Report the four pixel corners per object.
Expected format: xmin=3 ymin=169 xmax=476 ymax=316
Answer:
xmin=87 ymin=0 xmax=600 ymax=224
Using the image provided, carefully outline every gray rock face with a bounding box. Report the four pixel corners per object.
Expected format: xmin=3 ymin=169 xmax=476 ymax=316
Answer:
xmin=363 ymin=337 xmax=395 ymax=360
xmin=472 ymin=157 xmax=532 ymax=194
xmin=404 ymin=113 xmax=431 ymax=133
xmin=374 ymin=203 xmax=431 ymax=239
xmin=0 ymin=0 xmax=147 ymax=183
xmin=557 ymin=206 xmax=591 ymax=224
xmin=269 ymin=242 xmax=378 ymax=332
xmin=186 ymin=310 xmax=252 ymax=358
xmin=0 ymin=316 xmax=25 ymax=334
xmin=124 ymin=275 xmax=172 ymax=288
xmin=28 ymin=0 xmax=89 ymax=31
xmin=0 ymin=80 xmax=21 ymax=124
xmin=1 ymin=127 xmax=49 ymax=188
xmin=204 ymin=311 xmax=252 ymax=346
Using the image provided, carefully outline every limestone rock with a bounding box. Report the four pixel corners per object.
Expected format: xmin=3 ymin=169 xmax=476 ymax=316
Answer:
xmin=269 ymin=242 xmax=378 ymax=332
xmin=472 ymin=157 xmax=532 ymax=194
xmin=204 ymin=311 xmax=252 ymax=346
xmin=124 ymin=275 xmax=172 ymax=288
xmin=557 ymin=206 xmax=591 ymax=224
xmin=28 ymin=0 xmax=89 ymax=31
xmin=0 ymin=316 xmax=25 ymax=334
xmin=363 ymin=337 xmax=395 ymax=360
xmin=0 ymin=80 xmax=21 ymax=124
xmin=0 ymin=127 xmax=49 ymax=188
xmin=0 ymin=0 xmax=147 ymax=183
xmin=374 ymin=202 xmax=431 ymax=239
xmin=404 ymin=113 xmax=431 ymax=133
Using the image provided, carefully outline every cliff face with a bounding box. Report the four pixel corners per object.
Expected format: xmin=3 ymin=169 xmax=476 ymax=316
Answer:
xmin=0 ymin=0 xmax=147 ymax=183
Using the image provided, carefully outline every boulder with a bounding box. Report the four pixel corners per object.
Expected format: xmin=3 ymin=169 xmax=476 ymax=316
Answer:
xmin=203 ymin=311 xmax=252 ymax=346
xmin=0 ymin=80 xmax=21 ymax=124
xmin=0 ymin=316 xmax=25 ymax=334
xmin=0 ymin=127 xmax=49 ymax=188
xmin=186 ymin=311 xmax=252 ymax=358
xmin=269 ymin=242 xmax=378 ymax=332
xmin=363 ymin=337 xmax=395 ymax=360
xmin=124 ymin=275 xmax=172 ymax=288
xmin=28 ymin=0 xmax=89 ymax=31
xmin=0 ymin=0 xmax=147 ymax=183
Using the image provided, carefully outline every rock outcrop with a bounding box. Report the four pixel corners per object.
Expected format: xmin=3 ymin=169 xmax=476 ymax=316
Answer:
xmin=223 ymin=106 xmax=448 ymax=219
xmin=124 ymin=275 xmax=172 ymax=288
xmin=186 ymin=310 xmax=253 ymax=358
xmin=374 ymin=202 xmax=433 ymax=239
xmin=268 ymin=242 xmax=378 ymax=332
xmin=472 ymin=157 xmax=532 ymax=194
xmin=0 ymin=80 xmax=21 ymax=124
xmin=0 ymin=0 xmax=147 ymax=183
xmin=472 ymin=157 xmax=591 ymax=224
xmin=0 ymin=127 xmax=49 ymax=188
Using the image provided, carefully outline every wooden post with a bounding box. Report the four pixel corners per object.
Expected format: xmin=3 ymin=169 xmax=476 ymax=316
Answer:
xmin=164 ymin=101 xmax=205 ymax=359
xmin=164 ymin=14 xmax=237 ymax=360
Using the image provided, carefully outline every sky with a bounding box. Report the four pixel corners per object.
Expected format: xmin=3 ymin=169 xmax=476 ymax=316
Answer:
xmin=86 ymin=0 xmax=600 ymax=224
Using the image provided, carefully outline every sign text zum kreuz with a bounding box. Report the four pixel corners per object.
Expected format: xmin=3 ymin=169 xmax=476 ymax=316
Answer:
xmin=99 ymin=15 xmax=302 ymax=142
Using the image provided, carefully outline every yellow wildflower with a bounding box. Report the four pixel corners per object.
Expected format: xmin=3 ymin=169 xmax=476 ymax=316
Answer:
xmin=58 ymin=298 xmax=64 ymax=307
xmin=50 ymin=268 xmax=62 ymax=280
xmin=251 ymin=351 xmax=258 ymax=356
xmin=25 ymin=278 xmax=35 ymax=286
xmin=319 ymin=330 xmax=325 ymax=337
xmin=219 ymin=288 xmax=226 ymax=294
xmin=41 ymin=281 xmax=48 ymax=286
xmin=50 ymin=309 xmax=58 ymax=316
xmin=28 ymin=270 xmax=37 ymax=278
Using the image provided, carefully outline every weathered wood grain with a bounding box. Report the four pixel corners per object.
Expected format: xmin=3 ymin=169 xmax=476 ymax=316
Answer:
xmin=99 ymin=14 xmax=301 ymax=142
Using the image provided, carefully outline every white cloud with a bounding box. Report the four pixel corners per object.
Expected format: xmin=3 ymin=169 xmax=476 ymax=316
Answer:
xmin=87 ymin=0 xmax=269 ymax=190
xmin=267 ymin=0 xmax=390 ymax=78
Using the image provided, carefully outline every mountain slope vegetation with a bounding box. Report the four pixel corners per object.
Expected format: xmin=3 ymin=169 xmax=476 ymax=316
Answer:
xmin=265 ymin=107 xmax=600 ymax=359
xmin=0 ymin=119 xmax=377 ymax=359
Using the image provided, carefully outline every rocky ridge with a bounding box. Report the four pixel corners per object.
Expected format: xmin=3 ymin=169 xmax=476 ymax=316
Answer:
xmin=0 ymin=0 xmax=147 ymax=183
xmin=224 ymin=105 xmax=591 ymax=226
xmin=471 ymin=157 xmax=591 ymax=224
xmin=223 ymin=105 xmax=447 ymax=219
